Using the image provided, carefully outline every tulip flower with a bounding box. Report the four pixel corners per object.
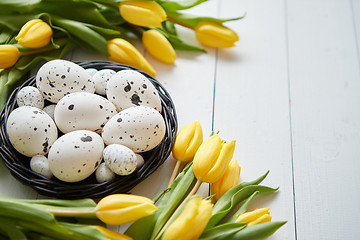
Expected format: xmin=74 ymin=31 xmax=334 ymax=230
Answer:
xmin=119 ymin=1 xmax=166 ymax=28
xmin=168 ymin=121 xmax=203 ymax=187
xmin=143 ymin=30 xmax=176 ymax=64
xmin=95 ymin=194 xmax=158 ymax=225
xmin=0 ymin=45 xmax=20 ymax=69
xmin=193 ymin=134 xmax=236 ymax=183
xmin=235 ymin=208 xmax=272 ymax=226
xmin=95 ymin=226 xmax=134 ymax=240
xmin=195 ymin=21 xmax=239 ymax=48
xmin=211 ymin=159 xmax=241 ymax=200
xmin=163 ymin=196 xmax=213 ymax=240
xmin=107 ymin=38 xmax=156 ymax=76
xmin=15 ymin=19 xmax=53 ymax=48
xmin=172 ymin=121 xmax=203 ymax=163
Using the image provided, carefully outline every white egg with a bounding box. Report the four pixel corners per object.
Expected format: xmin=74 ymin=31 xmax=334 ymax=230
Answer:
xmin=16 ymin=86 xmax=44 ymax=109
xmin=43 ymin=104 xmax=56 ymax=120
xmin=48 ymin=130 xmax=104 ymax=182
xmin=54 ymin=92 xmax=117 ymax=134
xmin=106 ymin=70 xmax=162 ymax=112
xmin=135 ymin=153 xmax=145 ymax=169
xmin=85 ymin=68 xmax=98 ymax=77
xmin=102 ymin=106 xmax=166 ymax=153
xmin=36 ymin=59 xmax=95 ymax=103
xmin=6 ymin=106 xmax=58 ymax=157
xmin=92 ymin=69 xmax=116 ymax=95
xmin=30 ymin=155 xmax=53 ymax=179
xmin=96 ymin=163 xmax=116 ymax=183
xmin=103 ymin=144 xmax=137 ymax=175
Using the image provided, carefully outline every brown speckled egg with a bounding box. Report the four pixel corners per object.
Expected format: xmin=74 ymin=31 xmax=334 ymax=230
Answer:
xmin=54 ymin=92 xmax=117 ymax=134
xmin=106 ymin=70 xmax=162 ymax=112
xmin=101 ymin=106 xmax=166 ymax=153
xmin=103 ymin=144 xmax=137 ymax=175
xmin=6 ymin=106 xmax=58 ymax=157
xmin=48 ymin=130 xmax=104 ymax=182
xmin=36 ymin=60 xmax=95 ymax=103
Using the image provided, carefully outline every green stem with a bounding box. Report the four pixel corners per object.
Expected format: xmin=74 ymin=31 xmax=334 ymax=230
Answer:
xmin=167 ymin=17 xmax=193 ymax=29
xmin=47 ymin=208 xmax=96 ymax=217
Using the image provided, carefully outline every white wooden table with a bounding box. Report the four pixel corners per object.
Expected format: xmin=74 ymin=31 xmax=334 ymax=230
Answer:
xmin=1 ymin=0 xmax=360 ymax=239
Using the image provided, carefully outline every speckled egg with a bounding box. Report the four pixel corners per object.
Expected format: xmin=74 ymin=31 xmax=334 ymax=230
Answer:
xmin=30 ymin=155 xmax=53 ymax=179
xmin=36 ymin=60 xmax=95 ymax=103
xmin=102 ymin=106 xmax=166 ymax=153
xmin=48 ymin=130 xmax=104 ymax=182
xmin=43 ymin=104 xmax=56 ymax=120
xmin=106 ymin=70 xmax=162 ymax=112
xmin=16 ymin=86 xmax=44 ymax=109
xmin=6 ymin=106 xmax=58 ymax=157
xmin=103 ymin=144 xmax=137 ymax=175
xmin=54 ymin=92 xmax=117 ymax=134
xmin=96 ymin=163 xmax=116 ymax=183
xmin=92 ymin=69 xmax=116 ymax=95
xmin=135 ymin=153 xmax=145 ymax=169
xmin=85 ymin=68 xmax=98 ymax=77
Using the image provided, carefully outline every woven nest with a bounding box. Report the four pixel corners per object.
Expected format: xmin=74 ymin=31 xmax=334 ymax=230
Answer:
xmin=0 ymin=60 xmax=177 ymax=199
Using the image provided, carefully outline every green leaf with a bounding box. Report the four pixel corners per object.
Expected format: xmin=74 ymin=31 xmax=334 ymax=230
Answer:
xmin=162 ymin=0 xmax=209 ymax=11
xmin=0 ymin=14 xmax=39 ymax=31
xmin=35 ymin=0 xmax=112 ymax=28
xmin=199 ymin=222 xmax=246 ymax=240
xmin=59 ymin=223 xmax=109 ymax=240
xmin=162 ymin=21 xmax=177 ymax=36
xmin=0 ymin=0 xmax=41 ymax=14
xmin=168 ymin=11 xmax=245 ymax=28
xmin=230 ymin=221 xmax=287 ymax=240
xmin=19 ymin=198 xmax=97 ymax=208
xmin=226 ymin=191 xmax=259 ymax=223
xmin=0 ymin=217 xmax=27 ymax=240
xmin=51 ymin=16 xmax=109 ymax=56
xmin=126 ymin=162 xmax=197 ymax=240
xmin=207 ymin=185 xmax=278 ymax=229
xmin=156 ymin=28 xmax=206 ymax=52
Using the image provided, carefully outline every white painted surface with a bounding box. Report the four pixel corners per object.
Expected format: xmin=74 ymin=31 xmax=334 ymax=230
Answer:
xmin=1 ymin=0 xmax=360 ymax=239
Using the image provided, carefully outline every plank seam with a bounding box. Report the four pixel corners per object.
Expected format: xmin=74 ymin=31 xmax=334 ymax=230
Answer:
xmin=350 ymin=0 xmax=360 ymax=71
xmin=284 ymin=0 xmax=298 ymax=239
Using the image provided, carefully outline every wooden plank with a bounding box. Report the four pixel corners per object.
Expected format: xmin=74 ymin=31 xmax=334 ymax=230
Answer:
xmin=214 ymin=0 xmax=295 ymax=239
xmin=287 ymin=0 xmax=360 ymax=239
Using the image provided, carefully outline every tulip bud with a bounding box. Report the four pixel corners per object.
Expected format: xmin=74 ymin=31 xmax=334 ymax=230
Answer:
xmin=163 ymin=196 xmax=213 ymax=240
xmin=235 ymin=208 xmax=272 ymax=226
xmin=0 ymin=45 xmax=20 ymax=69
xmin=143 ymin=30 xmax=176 ymax=64
xmin=172 ymin=121 xmax=203 ymax=163
xmin=211 ymin=160 xmax=241 ymax=200
xmin=193 ymin=134 xmax=235 ymax=183
xmin=15 ymin=19 xmax=53 ymax=48
xmin=95 ymin=194 xmax=158 ymax=225
xmin=195 ymin=21 xmax=239 ymax=48
xmin=107 ymin=38 xmax=156 ymax=76
xmin=119 ymin=1 xmax=167 ymax=28
xmin=94 ymin=226 xmax=134 ymax=240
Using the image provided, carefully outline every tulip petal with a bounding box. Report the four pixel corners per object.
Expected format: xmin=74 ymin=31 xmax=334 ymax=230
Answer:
xmin=96 ymin=194 xmax=154 ymax=211
xmin=143 ymin=30 xmax=176 ymax=64
xmin=0 ymin=45 xmax=20 ymax=69
xmin=247 ymin=213 xmax=272 ymax=226
xmin=172 ymin=121 xmax=203 ymax=162
xmin=195 ymin=21 xmax=239 ymax=48
xmin=235 ymin=208 xmax=270 ymax=224
xmin=205 ymin=140 xmax=236 ymax=183
xmin=193 ymin=134 xmax=222 ymax=181
xmin=96 ymin=202 xmax=158 ymax=225
xmin=16 ymin=19 xmax=52 ymax=48
xmin=95 ymin=226 xmax=133 ymax=240
xmin=120 ymin=1 xmax=166 ymax=28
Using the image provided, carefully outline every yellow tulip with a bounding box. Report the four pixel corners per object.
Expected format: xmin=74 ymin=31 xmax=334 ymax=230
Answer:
xmin=0 ymin=45 xmax=20 ymax=69
xmin=119 ymin=1 xmax=166 ymax=28
xmin=94 ymin=226 xmax=133 ymax=240
xmin=143 ymin=30 xmax=176 ymax=64
xmin=211 ymin=160 xmax=241 ymax=200
xmin=193 ymin=134 xmax=235 ymax=183
xmin=163 ymin=196 xmax=213 ymax=240
xmin=235 ymin=208 xmax=272 ymax=226
xmin=95 ymin=194 xmax=158 ymax=225
xmin=172 ymin=121 xmax=203 ymax=163
xmin=107 ymin=38 xmax=156 ymax=76
xmin=195 ymin=21 xmax=239 ymax=48
xmin=15 ymin=19 xmax=53 ymax=48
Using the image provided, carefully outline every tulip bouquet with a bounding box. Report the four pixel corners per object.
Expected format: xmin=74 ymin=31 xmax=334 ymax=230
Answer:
xmin=0 ymin=0 xmax=243 ymax=110
xmin=0 ymin=122 xmax=285 ymax=239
